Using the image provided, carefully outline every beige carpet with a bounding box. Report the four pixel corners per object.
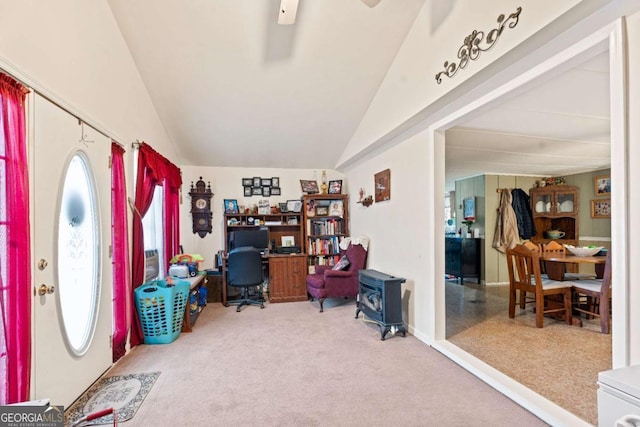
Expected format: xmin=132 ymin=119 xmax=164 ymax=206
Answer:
xmin=98 ymin=299 xmax=548 ymax=426
xmin=448 ymin=309 xmax=611 ymax=426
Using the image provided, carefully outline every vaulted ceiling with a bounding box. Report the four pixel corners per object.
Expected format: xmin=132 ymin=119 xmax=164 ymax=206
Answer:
xmin=107 ymin=1 xmax=610 ymax=187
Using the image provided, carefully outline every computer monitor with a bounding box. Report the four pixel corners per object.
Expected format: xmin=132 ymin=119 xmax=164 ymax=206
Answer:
xmin=230 ymin=228 xmax=269 ymax=252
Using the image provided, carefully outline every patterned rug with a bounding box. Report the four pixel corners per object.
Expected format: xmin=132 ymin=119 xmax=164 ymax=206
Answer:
xmin=65 ymin=372 xmax=160 ymax=425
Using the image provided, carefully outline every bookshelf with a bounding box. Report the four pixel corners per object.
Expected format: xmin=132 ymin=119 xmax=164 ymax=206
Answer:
xmin=302 ymin=194 xmax=349 ymax=269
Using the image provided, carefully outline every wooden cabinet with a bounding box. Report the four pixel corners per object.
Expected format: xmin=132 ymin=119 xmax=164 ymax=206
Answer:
xmin=529 ymin=185 xmax=579 ymax=245
xmin=445 ymin=237 xmax=481 ymax=284
xmin=268 ymin=254 xmax=308 ymax=302
xmin=224 ymin=213 xmax=303 ymax=252
xmin=302 ymin=194 xmax=349 ymax=269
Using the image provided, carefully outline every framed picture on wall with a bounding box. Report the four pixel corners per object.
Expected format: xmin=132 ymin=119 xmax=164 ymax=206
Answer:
xmin=463 ymin=197 xmax=475 ymax=220
xmin=591 ymin=199 xmax=611 ymax=218
xmin=242 ymin=178 xmax=253 ymax=187
xmin=594 ymin=175 xmax=611 ymax=196
xmin=244 ymin=186 xmax=252 ymax=197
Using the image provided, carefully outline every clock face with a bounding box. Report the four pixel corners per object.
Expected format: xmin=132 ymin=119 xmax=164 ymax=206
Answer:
xmin=195 ymin=198 xmax=207 ymax=210
xmin=198 ymin=218 xmax=206 ymax=225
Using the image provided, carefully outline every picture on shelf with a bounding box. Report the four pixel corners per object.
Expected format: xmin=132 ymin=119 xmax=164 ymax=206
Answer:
xmin=281 ymin=236 xmax=295 ymax=247
xmin=315 ymin=206 xmax=329 ymax=216
xmin=306 ymin=199 xmax=316 ymax=217
xmin=329 ymin=200 xmax=344 ymax=217
xmin=300 ymin=179 xmax=319 ymax=194
xmin=224 ymin=199 xmax=239 ymax=213
xmin=279 ymin=202 xmax=288 ymax=213
xmin=287 ymin=199 xmax=302 ymax=213
xmin=328 ymin=180 xmax=342 ymax=194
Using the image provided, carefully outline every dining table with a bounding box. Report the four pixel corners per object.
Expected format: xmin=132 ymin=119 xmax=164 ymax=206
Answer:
xmin=540 ymin=253 xmax=607 ymax=281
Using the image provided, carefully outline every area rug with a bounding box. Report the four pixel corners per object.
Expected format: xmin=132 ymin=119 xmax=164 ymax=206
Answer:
xmin=65 ymin=372 xmax=160 ymax=425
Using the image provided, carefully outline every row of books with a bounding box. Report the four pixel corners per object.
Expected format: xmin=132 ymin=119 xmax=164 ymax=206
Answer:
xmin=308 ymin=254 xmax=342 ymax=266
xmin=307 ymin=236 xmax=344 ymax=256
xmin=306 ymin=219 xmax=345 ymax=236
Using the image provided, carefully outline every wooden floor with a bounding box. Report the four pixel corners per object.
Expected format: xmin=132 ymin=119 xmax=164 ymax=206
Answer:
xmin=445 ymin=278 xmax=611 ymax=426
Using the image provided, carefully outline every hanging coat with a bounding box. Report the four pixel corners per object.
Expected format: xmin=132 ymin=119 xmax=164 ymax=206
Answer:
xmin=492 ymin=189 xmax=520 ymax=253
xmin=511 ymin=188 xmax=536 ymax=239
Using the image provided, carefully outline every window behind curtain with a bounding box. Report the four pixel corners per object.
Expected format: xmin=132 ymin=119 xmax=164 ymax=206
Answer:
xmin=142 ymin=185 xmax=165 ymax=281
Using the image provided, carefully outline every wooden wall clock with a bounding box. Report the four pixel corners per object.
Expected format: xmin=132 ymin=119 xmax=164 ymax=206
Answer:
xmin=189 ymin=177 xmax=214 ymax=238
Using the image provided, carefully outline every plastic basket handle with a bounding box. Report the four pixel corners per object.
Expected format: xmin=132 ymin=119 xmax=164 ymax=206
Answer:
xmin=175 ymin=254 xmax=194 ymax=263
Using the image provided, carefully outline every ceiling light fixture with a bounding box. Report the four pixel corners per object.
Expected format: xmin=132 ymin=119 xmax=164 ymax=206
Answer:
xmin=278 ymin=0 xmax=299 ymax=25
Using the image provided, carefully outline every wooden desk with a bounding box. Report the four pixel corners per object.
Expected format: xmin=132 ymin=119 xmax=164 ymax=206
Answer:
xmin=221 ymin=253 xmax=307 ymax=306
xmin=181 ymin=274 xmax=206 ymax=332
xmin=541 ymin=254 xmax=606 ymax=281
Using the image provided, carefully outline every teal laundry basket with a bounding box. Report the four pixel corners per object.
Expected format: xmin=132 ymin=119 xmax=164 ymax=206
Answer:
xmin=135 ymin=279 xmax=190 ymax=344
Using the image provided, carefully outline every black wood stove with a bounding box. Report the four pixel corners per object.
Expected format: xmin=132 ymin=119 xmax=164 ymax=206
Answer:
xmin=355 ymin=269 xmax=406 ymax=340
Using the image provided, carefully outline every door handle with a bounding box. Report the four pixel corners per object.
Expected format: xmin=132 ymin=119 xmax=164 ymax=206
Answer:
xmin=38 ymin=284 xmax=55 ymax=296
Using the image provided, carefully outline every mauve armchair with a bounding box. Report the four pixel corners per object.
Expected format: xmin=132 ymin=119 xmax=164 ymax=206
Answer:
xmin=306 ymin=243 xmax=368 ymax=312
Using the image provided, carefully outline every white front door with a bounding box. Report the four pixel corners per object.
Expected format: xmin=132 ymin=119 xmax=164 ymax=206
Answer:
xmin=32 ymin=94 xmax=112 ymax=407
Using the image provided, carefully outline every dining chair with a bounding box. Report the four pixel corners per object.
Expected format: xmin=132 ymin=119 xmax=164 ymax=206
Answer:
xmin=571 ymin=250 xmax=612 ymax=334
xmin=540 ymin=241 xmax=596 ymax=280
xmin=517 ymin=240 xmax=543 ymax=309
xmin=506 ymin=244 xmax=573 ymax=328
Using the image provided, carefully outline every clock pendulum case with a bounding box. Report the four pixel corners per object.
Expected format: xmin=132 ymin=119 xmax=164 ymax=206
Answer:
xmin=189 ymin=177 xmax=214 ymax=238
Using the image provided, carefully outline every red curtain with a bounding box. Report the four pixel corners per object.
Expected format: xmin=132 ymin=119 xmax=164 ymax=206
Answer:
xmin=130 ymin=143 xmax=181 ymax=347
xmin=111 ymin=142 xmax=130 ymax=362
xmin=0 ymin=74 xmax=31 ymax=404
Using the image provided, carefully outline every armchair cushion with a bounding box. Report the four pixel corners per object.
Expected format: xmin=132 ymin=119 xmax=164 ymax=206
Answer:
xmin=331 ymin=255 xmax=350 ymax=271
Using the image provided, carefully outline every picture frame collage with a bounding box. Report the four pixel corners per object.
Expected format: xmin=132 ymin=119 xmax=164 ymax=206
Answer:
xmin=243 ymin=176 xmax=280 ymax=197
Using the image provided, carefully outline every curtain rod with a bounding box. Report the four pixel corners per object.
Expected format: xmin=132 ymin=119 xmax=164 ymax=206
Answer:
xmin=0 ymin=64 xmax=124 ymax=149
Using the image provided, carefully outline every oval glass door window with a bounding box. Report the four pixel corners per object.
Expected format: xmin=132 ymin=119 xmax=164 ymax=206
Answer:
xmin=57 ymin=153 xmax=100 ymax=355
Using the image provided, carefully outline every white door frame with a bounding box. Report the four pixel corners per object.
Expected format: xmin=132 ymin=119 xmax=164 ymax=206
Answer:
xmin=427 ymin=19 xmax=628 ymax=427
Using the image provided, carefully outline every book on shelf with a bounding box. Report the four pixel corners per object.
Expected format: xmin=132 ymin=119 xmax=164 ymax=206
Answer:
xmin=306 ymin=219 xmax=344 ymax=236
xmin=307 ymin=236 xmax=342 ymax=256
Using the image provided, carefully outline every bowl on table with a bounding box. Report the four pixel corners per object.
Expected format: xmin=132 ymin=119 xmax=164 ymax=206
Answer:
xmin=564 ymin=245 xmax=604 ymax=257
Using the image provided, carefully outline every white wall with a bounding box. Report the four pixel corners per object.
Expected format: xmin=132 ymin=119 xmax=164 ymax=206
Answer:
xmin=0 ymin=0 xmax=179 ymax=163
xmin=179 ymin=166 xmax=345 ymax=268
xmin=345 ymin=134 xmax=431 ymax=337
xmin=338 ymin=0 xmax=581 ymax=166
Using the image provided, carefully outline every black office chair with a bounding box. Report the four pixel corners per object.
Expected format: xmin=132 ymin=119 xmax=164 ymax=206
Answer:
xmin=227 ymin=246 xmax=265 ymax=312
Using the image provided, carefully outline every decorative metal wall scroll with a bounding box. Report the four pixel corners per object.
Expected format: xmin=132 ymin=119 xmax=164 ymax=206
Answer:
xmin=435 ymin=7 xmax=522 ymax=84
